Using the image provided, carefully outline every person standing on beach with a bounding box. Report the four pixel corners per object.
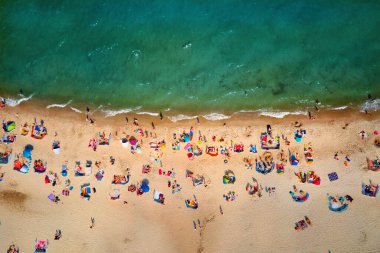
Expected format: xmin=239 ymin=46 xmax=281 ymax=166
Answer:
xmin=151 ymin=122 xmax=155 ymax=129
xmin=90 ymin=217 xmax=95 ymax=229
xmin=159 ymin=111 xmax=163 ymax=120
xmin=125 ymin=117 xmax=128 ymax=124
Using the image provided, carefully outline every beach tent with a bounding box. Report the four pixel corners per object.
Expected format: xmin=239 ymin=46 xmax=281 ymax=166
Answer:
xmin=3 ymin=121 xmax=15 ymax=132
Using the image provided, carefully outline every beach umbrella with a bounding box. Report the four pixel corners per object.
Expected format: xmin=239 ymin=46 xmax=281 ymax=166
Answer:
xmin=141 ymin=184 xmax=150 ymax=193
xmin=23 ymin=144 xmax=33 ymax=158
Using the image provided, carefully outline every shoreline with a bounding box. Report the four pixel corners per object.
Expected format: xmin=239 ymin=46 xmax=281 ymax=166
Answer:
xmin=2 ymin=92 xmax=380 ymax=121
xmin=3 ymin=95 xmax=380 ymax=127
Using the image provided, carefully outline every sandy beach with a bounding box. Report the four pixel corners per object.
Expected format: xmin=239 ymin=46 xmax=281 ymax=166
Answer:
xmin=0 ymin=103 xmax=380 ymax=253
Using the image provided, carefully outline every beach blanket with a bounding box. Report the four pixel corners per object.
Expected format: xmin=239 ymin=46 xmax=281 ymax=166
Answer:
xmin=154 ymin=190 xmax=165 ymax=204
xmin=328 ymin=172 xmax=338 ymax=182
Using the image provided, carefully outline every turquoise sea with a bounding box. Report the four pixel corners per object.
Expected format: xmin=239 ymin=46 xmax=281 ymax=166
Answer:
xmin=1 ymin=0 xmax=380 ymax=115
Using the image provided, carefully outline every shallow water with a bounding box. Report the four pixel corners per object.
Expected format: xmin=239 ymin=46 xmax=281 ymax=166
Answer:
xmin=1 ymin=0 xmax=380 ymax=114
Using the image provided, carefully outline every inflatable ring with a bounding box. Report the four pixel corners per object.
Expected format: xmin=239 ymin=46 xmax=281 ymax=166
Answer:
xmin=224 ymin=159 xmax=228 ymax=164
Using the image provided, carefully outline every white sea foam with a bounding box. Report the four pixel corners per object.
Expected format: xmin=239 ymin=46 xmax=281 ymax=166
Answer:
xmin=70 ymin=107 xmax=82 ymax=113
xmin=102 ymin=108 xmax=134 ymax=117
xmin=361 ymin=99 xmax=380 ymax=111
xmin=136 ymin=111 xmax=159 ymax=116
xmin=46 ymin=100 xmax=73 ymax=109
xmin=331 ymin=106 xmax=349 ymax=110
xmin=168 ymin=114 xmax=197 ymax=122
xmin=5 ymin=94 xmax=33 ymax=107
xmin=258 ymin=110 xmax=307 ymax=118
xmin=202 ymin=113 xmax=230 ymax=121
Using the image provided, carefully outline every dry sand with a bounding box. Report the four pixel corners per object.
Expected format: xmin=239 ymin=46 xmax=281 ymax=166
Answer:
xmin=0 ymin=104 xmax=379 ymax=253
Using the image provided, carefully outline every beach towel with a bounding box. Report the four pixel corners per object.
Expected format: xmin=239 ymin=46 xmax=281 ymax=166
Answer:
xmin=112 ymin=175 xmax=128 ymax=184
xmin=328 ymin=172 xmax=338 ymax=182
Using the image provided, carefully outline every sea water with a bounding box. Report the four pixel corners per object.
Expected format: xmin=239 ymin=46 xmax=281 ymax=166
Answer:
xmin=1 ymin=0 xmax=380 ymax=115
